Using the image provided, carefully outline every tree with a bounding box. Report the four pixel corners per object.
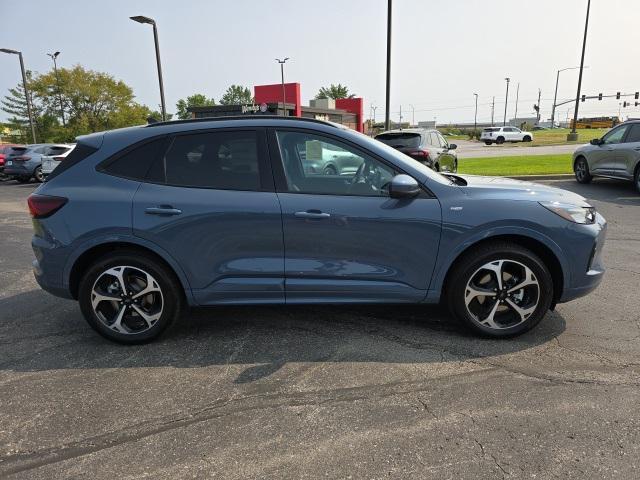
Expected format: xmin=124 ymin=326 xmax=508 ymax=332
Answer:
xmin=315 ymin=83 xmax=355 ymax=100
xmin=219 ymin=85 xmax=253 ymax=105
xmin=175 ymin=93 xmax=215 ymax=120
xmin=0 ymin=71 xmax=49 ymax=141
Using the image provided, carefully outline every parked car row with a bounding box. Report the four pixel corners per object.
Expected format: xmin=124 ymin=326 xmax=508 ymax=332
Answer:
xmin=1 ymin=143 xmax=75 ymax=182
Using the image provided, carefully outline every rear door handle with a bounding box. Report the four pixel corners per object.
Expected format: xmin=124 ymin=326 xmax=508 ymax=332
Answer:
xmin=294 ymin=210 xmax=331 ymax=219
xmin=145 ymin=206 xmax=182 ymax=216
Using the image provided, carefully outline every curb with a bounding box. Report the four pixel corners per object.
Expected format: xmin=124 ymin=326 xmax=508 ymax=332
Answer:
xmin=509 ymin=174 xmax=574 ymax=181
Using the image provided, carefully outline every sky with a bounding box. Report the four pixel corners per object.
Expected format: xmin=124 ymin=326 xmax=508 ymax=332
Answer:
xmin=1 ymin=0 xmax=639 ymax=125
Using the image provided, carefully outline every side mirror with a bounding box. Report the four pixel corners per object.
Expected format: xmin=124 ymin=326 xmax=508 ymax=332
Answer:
xmin=389 ymin=174 xmax=420 ymax=198
xmin=448 ymin=143 xmax=457 ymax=150
xmin=590 ymin=138 xmax=602 ymax=146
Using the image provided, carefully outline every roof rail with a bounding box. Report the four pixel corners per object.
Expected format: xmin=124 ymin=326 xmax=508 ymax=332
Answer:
xmin=145 ymin=115 xmax=339 ymax=128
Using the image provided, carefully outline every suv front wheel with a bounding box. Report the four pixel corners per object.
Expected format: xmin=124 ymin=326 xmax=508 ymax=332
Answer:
xmin=574 ymin=157 xmax=592 ymax=184
xmin=446 ymin=242 xmax=553 ymax=337
xmin=79 ymin=251 xmax=183 ymax=344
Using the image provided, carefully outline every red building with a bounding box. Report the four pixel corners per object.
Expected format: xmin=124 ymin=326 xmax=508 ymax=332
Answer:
xmin=189 ymin=82 xmax=364 ymax=133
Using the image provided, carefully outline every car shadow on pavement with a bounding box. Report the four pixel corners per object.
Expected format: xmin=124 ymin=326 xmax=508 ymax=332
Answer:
xmin=0 ymin=289 xmax=566 ymax=383
xmin=550 ymin=178 xmax=640 ymax=206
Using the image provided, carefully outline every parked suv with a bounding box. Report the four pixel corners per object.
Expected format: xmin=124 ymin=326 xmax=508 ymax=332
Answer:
xmin=0 ymin=144 xmax=22 ymax=174
xmin=481 ymin=126 xmax=533 ymax=145
xmin=573 ymin=120 xmax=640 ymax=193
xmin=41 ymin=144 xmax=76 ymax=178
xmin=30 ymin=117 xmax=606 ymax=344
xmin=375 ymin=128 xmax=457 ymax=172
xmin=4 ymin=143 xmax=57 ymax=182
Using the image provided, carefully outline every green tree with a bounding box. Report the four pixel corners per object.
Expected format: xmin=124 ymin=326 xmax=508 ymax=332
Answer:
xmin=0 ymin=71 xmax=51 ymax=141
xmin=315 ymin=83 xmax=355 ymax=100
xmin=219 ymin=85 xmax=253 ymax=105
xmin=175 ymin=94 xmax=215 ymax=120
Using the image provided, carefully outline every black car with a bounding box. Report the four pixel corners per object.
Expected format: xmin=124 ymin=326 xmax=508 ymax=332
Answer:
xmin=375 ymin=129 xmax=457 ymax=172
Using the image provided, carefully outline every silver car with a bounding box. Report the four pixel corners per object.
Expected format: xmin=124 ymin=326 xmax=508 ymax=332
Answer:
xmin=573 ymin=120 xmax=640 ymax=193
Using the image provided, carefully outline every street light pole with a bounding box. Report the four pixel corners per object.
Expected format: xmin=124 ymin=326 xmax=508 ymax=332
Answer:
xmin=275 ymin=57 xmax=289 ymax=116
xmin=568 ymin=0 xmax=591 ymax=141
xmin=503 ymin=77 xmax=510 ymax=126
xmin=514 ymin=82 xmax=520 ymax=120
xmin=47 ymin=51 xmax=65 ymax=127
xmin=473 ymin=93 xmax=478 ymax=134
xmin=551 ymin=66 xmax=585 ymax=129
xmin=1 ymin=48 xmax=36 ymax=143
xmin=409 ymin=104 xmax=415 ymax=127
xmin=130 ymin=16 xmax=167 ymax=121
xmin=384 ymin=0 xmax=392 ymax=131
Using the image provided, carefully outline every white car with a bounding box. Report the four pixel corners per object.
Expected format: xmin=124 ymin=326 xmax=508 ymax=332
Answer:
xmin=480 ymin=127 xmax=533 ymax=145
xmin=41 ymin=144 xmax=76 ymax=177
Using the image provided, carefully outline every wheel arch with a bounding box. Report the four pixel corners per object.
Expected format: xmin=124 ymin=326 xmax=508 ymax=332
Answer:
xmin=67 ymin=239 xmax=193 ymax=304
xmin=573 ymin=154 xmax=588 ymax=170
xmin=441 ymin=234 xmax=565 ymax=305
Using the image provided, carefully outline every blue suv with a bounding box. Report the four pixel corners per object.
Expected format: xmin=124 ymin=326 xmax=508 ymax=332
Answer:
xmin=29 ymin=117 xmax=607 ymax=343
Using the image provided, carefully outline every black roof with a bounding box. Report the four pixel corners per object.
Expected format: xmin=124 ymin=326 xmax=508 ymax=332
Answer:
xmin=145 ymin=115 xmax=339 ymax=129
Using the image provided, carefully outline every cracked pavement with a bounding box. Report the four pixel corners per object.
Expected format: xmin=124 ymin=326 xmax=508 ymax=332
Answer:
xmin=0 ymin=178 xmax=639 ymax=479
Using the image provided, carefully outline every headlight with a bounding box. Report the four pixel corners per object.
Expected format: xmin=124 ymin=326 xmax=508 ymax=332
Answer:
xmin=539 ymin=201 xmax=596 ymax=224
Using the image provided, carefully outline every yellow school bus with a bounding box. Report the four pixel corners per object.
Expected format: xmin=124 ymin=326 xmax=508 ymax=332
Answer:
xmin=570 ymin=117 xmax=621 ymax=129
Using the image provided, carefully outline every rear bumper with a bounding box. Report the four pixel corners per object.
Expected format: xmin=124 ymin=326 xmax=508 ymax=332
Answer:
xmin=4 ymin=164 xmax=32 ymax=176
xmin=32 ymin=234 xmax=74 ymax=300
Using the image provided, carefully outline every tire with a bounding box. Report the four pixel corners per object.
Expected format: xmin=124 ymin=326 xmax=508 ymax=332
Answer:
xmin=78 ymin=251 xmax=184 ymax=344
xmin=323 ymin=165 xmax=337 ymax=175
xmin=496 ymin=136 xmax=505 ymax=145
xmin=574 ymin=156 xmax=592 ymax=184
xmin=523 ymin=135 xmax=532 ymax=142
xmin=484 ymin=141 xmax=492 ymax=146
xmin=34 ymin=166 xmax=45 ymax=183
xmin=445 ymin=242 xmax=553 ymax=338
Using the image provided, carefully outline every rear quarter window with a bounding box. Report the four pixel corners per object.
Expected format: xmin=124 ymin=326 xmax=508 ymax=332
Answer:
xmin=45 ymin=143 xmax=98 ymax=181
xmin=99 ymin=137 xmax=166 ymax=181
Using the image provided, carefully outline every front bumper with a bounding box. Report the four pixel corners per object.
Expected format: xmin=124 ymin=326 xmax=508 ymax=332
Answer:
xmin=558 ymin=212 xmax=607 ymax=303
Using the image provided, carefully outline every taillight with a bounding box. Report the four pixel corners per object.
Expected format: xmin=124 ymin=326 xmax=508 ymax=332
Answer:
xmin=53 ymin=156 xmax=65 ymax=161
xmin=408 ymin=149 xmax=430 ymax=158
xmin=27 ymin=194 xmax=68 ymax=218
xmin=14 ymin=155 xmax=31 ymax=161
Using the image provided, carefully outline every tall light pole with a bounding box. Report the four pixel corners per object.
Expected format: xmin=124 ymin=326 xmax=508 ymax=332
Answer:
xmin=473 ymin=93 xmax=478 ymax=134
xmin=551 ymin=66 xmax=585 ymax=129
xmin=491 ymin=96 xmax=495 ymax=126
xmin=130 ymin=16 xmax=167 ymax=121
xmin=275 ymin=57 xmax=289 ymax=116
xmin=409 ymin=104 xmax=415 ymax=126
xmin=514 ymin=82 xmax=520 ymax=120
xmin=384 ymin=0 xmax=392 ymax=131
xmin=503 ymin=77 xmax=510 ymax=126
xmin=47 ymin=51 xmax=65 ymax=127
xmin=1 ymin=48 xmax=36 ymax=143
xmin=568 ymin=0 xmax=591 ymax=141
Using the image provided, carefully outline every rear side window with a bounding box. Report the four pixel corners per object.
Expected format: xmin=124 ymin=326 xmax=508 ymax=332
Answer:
xmin=46 ymin=143 xmax=98 ymax=181
xmin=162 ymin=130 xmax=261 ymax=191
xmin=101 ymin=138 xmax=165 ymax=180
xmin=624 ymin=124 xmax=640 ymax=143
xmin=374 ymin=132 xmax=422 ymax=148
xmin=483 ymin=128 xmax=500 ymax=132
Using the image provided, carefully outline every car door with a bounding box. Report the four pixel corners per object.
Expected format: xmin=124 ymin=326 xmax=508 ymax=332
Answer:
xmin=618 ymin=123 xmax=640 ymax=179
xmin=131 ymin=128 xmax=285 ymax=305
xmin=270 ymin=128 xmax=442 ymax=303
xmin=592 ymin=124 xmax=630 ymax=175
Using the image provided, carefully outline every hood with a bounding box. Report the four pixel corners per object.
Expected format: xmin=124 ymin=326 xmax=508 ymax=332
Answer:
xmin=452 ymin=174 xmax=591 ymax=206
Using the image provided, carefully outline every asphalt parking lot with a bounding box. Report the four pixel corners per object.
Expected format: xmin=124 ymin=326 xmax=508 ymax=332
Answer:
xmin=1 ymin=177 xmax=639 ymax=479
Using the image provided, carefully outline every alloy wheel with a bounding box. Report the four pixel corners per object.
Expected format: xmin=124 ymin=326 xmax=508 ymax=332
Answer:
xmin=90 ymin=265 xmax=163 ymax=335
xmin=464 ymin=259 xmax=540 ymax=330
xmin=34 ymin=167 xmax=45 ymax=183
xmin=575 ymin=160 xmax=588 ymax=181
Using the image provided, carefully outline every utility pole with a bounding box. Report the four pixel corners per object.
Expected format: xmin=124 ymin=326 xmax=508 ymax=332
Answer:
xmin=275 ymin=57 xmax=289 ymax=116
xmin=409 ymin=104 xmax=415 ymax=127
xmin=47 ymin=51 xmax=65 ymax=127
xmin=568 ymin=0 xmax=591 ymax=141
xmin=514 ymin=82 xmax=520 ymax=120
xmin=536 ymin=88 xmax=542 ymax=124
xmin=384 ymin=0 xmax=392 ymax=130
xmin=491 ymin=96 xmax=495 ymax=126
xmin=503 ymin=77 xmax=510 ymax=126
xmin=473 ymin=93 xmax=478 ymax=135
xmin=399 ymin=104 xmax=403 ymax=129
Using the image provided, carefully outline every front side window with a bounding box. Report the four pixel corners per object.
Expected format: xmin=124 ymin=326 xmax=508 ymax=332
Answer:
xmin=164 ymin=130 xmax=260 ymax=190
xmin=623 ymin=124 xmax=640 ymax=143
xmin=602 ymin=125 xmax=629 ymax=144
xmin=276 ymin=130 xmax=396 ymax=196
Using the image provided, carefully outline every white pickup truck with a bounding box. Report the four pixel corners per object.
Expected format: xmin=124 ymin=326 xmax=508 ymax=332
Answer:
xmin=480 ymin=126 xmax=533 ymax=145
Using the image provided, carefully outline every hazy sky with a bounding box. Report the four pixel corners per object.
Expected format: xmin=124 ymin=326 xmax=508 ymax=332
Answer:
xmin=1 ymin=0 xmax=639 ymax=125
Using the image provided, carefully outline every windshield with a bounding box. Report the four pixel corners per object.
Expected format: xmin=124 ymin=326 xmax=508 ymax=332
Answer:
xmin=375 ymin=132 xmax=422 ymax=148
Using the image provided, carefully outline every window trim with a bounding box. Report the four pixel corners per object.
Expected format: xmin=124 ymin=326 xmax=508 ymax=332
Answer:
xmin=267 ymin=127 xmax=435 ymax=199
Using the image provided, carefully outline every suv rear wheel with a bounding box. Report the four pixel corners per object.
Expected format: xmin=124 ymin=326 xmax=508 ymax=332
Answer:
xmin=484 ymin=140 xmax=493 ymax=145
xmin=446 ymin=242 xmax=553 ymax=337
xmin=78 ymin=251 xmax=183 ymax=344
xmin=34 ymin=166 xmax=45 ymax=183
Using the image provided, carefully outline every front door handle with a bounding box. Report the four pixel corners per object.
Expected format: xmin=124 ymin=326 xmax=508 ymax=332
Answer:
xmin=294 ymin=210 xmax=331 ymax=219
xmin=145 ymin=206 xmax=182 ymax=216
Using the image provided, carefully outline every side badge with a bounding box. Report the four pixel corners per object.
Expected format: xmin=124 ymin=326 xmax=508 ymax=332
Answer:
xmin=450 ymin=206 xmax=463 ymax=211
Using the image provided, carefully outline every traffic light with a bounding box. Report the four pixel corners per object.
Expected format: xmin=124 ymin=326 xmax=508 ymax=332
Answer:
xmin=636 ymin=92 xmax=639 ymax=100
xmin=598 ymin=93 xmax=602 ymax=100
xmin=623 ymin=101 xmax=628 ymax=108
xmin=636 ymin=102 xmax=639 ymax=107
xmin=581 ymin=95 xmax=586 ymax=102
xmin=616 ymin=92 xmax=621 ymax=99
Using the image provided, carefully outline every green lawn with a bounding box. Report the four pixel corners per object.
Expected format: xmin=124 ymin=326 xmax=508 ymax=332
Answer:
xmin=458 ymin=154 xmax=573 ymax=176
xmin=515 ymin=128 xmax=608 ymax=147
